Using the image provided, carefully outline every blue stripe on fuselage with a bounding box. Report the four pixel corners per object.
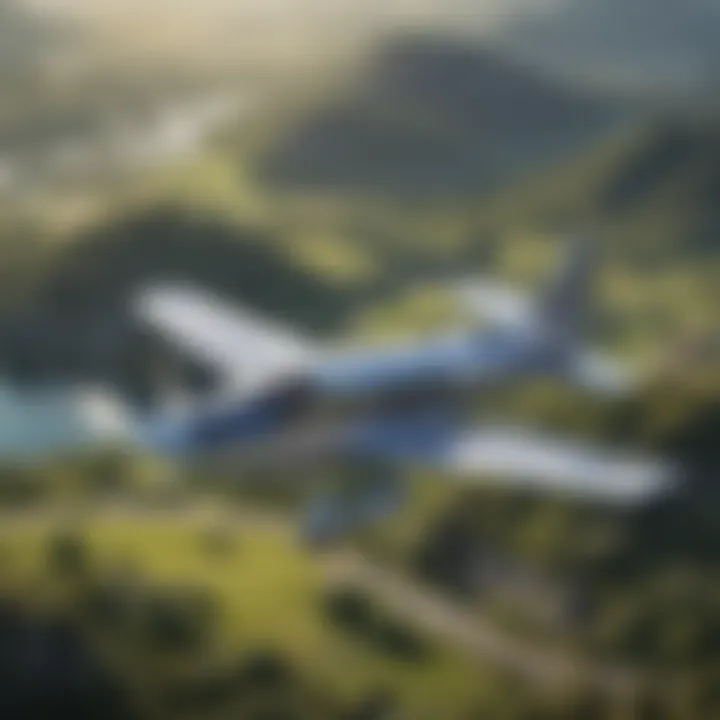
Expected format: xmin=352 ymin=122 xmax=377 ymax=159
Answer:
xmin=313 ymin=332 xmax=526 ymax=396
xmin=139 ymin=330 xmax=549 ymax=459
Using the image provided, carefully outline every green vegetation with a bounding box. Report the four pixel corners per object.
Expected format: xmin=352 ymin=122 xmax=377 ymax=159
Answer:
xmin=357 ymin=369 xmax=720 ymax=719
xmin=256 ymin=34 xmax=621 ymax=198
xmin=0 ymin=18 xmax=717 ymax=716
xmin=1 ymin=366 xmax=716 ymax=718
xmin=0 ymin=508 xmax=573 ymax=719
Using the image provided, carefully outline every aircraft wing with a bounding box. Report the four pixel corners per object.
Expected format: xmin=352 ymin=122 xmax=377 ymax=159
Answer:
xmin=442 ymin=427 xmax=676 ymax=505
xmin=347 ymin=416 xmax=676 ymax=506
xmin=134 ymin=285 xmax=321 ymax=394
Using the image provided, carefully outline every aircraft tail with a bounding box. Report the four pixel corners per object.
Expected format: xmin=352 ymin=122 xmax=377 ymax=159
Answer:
xmin=538 ymin=238 xmax=596 ymax=348
xmin=456 ymin=238 xmax=596 ymax=340
xmin=456 ymin=239 xmax=631 ymax=395
xmin=539 ymin=240 xmax=633 ymax=395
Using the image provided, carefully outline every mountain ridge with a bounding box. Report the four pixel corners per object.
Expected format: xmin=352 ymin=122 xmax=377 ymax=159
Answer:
xmin=257 ymin=35 xmax=622 ymax=198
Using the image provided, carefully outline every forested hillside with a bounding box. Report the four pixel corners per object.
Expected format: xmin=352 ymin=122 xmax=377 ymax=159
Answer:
xmin=258 ymin=35 xmax=622 ymax=197
xmin=0 ymin=10 xmax=716 ymax=716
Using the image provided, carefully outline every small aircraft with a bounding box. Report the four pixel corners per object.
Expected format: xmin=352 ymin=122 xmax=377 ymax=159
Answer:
xmin=5 ymin=241 xmax=677 ymax=543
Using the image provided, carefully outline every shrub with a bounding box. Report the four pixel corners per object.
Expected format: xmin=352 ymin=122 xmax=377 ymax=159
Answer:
xmin=47 ymin=532 xmax=89 ymax=579
xmin=140 ymin=587 xmax=217 ymax=653
xmin=324 ymin=587 xmax=374 ymax=630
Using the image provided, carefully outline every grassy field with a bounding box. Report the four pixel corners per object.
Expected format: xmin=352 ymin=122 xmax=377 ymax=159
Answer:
xmin=0 ymin=506 xmax=517 ymax=719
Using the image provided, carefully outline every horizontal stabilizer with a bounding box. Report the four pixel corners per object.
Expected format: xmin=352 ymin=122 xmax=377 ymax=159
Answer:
xmin=455 ymin=280 xmax=536 ymax=330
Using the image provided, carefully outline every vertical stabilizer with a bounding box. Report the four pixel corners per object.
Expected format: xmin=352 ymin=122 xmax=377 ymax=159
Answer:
xmin=540 ymin=238 xmax=596 ymax=347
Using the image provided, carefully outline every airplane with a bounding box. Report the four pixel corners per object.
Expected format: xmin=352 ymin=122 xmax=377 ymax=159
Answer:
xmin=2 ymin=241 xmax=677 ymax=544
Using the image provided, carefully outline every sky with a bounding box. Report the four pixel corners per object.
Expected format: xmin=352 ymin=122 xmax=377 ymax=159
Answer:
xmin=22 ymin=0 xmax=720 ymax=95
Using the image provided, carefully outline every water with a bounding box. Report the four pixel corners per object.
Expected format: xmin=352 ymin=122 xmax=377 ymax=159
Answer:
xmin=0 ymin=384 xmax=105 ymax=463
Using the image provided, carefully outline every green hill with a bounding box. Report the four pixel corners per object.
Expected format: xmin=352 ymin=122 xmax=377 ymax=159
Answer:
xmin=420 ymin=120 xmax=720 ymax=358
xmin=474 ymin=120 xmax=720 ymax=262
xmin=0 ymin=204 xmax=360 ymax=398
xmin=257 ymin=35 xmax=622 ymax=198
